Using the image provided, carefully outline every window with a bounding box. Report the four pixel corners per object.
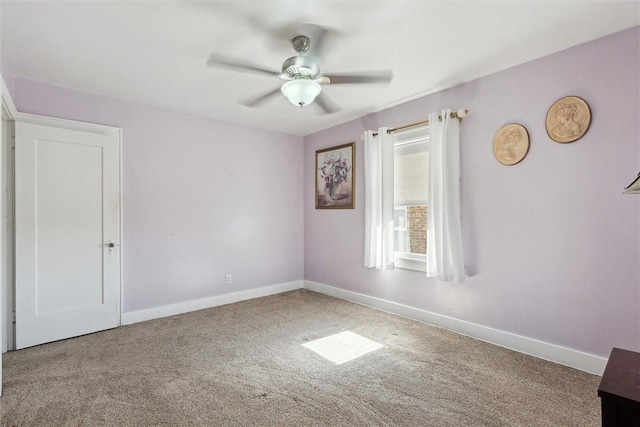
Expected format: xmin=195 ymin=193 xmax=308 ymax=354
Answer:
xmin=393 ymin=125 xmax=429 ymax=271
xmin=393 ymin=206 xmax=408 ymax=253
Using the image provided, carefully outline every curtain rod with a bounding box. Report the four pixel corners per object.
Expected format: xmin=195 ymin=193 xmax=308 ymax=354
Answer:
xmin=371 ymin=108 xmax=469 ymax=137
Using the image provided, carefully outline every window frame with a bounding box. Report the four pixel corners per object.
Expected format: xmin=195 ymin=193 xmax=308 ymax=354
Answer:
xmin=393 ymin=206 xmax=409 ymax=254
xmin=393 ymin=125 xmax=429 ymax=272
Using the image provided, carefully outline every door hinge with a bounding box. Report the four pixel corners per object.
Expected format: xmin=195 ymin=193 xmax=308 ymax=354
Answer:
xmin=12 ymin=311 xmax=16 ymax=324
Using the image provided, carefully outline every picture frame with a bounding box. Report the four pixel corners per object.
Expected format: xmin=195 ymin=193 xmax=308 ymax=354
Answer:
xmin=315 ymin=142 xmax=355 ymax=209
xmin=546 ymin=96 xmax=592 ymax=143
xmin=494 ymin=123 xmax=530 ymax=166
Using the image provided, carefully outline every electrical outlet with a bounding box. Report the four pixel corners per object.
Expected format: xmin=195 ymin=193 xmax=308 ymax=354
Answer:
xmin=226 ymin=274 xmax=232 ymax=284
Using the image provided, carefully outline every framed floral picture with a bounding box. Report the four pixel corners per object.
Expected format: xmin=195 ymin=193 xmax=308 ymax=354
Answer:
xmin=315 ymin=142 xmax=355 ymax=209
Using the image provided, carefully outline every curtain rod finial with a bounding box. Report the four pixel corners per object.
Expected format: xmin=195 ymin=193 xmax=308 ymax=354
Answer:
xmin=456 ymin=108 xmax=469 ymax=118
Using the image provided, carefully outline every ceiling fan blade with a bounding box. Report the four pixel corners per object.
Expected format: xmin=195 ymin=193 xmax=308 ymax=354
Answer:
xmin=207 ymin=54 xmax=280 ymax=78
xmin=315 ymin=92 xmax=339 ymax=114
xmin=323 ymin=71 xmax=393 ymax=85
xmin=243 ymin=88 xmax=282 ymax=107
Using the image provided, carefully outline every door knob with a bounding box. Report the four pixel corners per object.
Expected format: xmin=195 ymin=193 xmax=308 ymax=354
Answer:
xmin=108 ymin=242 xmax=115 ymax=248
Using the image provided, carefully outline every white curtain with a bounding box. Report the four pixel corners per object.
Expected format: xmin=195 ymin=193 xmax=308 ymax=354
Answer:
xmin=363 ymin=128 xmax=395 ymax=269
xmin=426 ymin=110 xmax=466 ymax=283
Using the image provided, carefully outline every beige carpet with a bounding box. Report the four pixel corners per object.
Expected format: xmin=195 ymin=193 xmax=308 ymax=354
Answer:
xmin=1 ymin=289 xmax=600 ymax=426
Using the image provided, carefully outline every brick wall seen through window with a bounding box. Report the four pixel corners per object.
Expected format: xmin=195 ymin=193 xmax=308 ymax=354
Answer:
xmin=406 ymin=205 xmax=427 ymax=254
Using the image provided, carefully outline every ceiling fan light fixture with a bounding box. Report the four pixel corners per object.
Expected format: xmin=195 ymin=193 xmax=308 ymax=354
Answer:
xmin=281 ymin=79 xmax=321 ymax=107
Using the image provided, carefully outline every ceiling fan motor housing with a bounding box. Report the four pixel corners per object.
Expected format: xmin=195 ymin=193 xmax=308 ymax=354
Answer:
xmin=281 ymin=55 xmax=320 ymax=79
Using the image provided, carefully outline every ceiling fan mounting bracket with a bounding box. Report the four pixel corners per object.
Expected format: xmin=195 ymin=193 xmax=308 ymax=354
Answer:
xmin=291 ymin=35 xmax=310 ymax=54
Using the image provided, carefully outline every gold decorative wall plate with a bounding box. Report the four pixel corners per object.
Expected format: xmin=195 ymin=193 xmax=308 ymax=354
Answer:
xmin=494 ymin=123 xmax=530 ymax=166
xmin=546 ymin=96 xmax=591 ymax=143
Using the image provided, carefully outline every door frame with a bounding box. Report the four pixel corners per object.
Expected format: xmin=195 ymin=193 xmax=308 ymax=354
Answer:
xmin=14 ymin=112 xmax=124 ymax=339
xmin=1 ymin=74 xmax=17 ymax=396
xmin=2 ymin=86 xmax=16 ymax=354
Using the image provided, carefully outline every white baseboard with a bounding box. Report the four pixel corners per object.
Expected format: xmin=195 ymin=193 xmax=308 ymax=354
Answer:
xmin=122 ymin=280 xmax=304 ymax=325
xmin=304 ymin=280 xmax=607 ymax=375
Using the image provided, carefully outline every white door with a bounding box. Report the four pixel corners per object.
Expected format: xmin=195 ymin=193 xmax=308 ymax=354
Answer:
xmin=15 ymin=116 xmax=121 ymax=349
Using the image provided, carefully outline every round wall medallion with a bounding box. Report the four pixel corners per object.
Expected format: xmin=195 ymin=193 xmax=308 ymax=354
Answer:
xmin=546 ymin=96 xmax=591 ymax=143
xmin=493 ymin=124 xmax=530 ymax=166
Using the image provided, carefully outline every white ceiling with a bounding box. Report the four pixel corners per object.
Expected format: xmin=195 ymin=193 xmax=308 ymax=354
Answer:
xmin=2 ymin=1 xmax=638 ymax=136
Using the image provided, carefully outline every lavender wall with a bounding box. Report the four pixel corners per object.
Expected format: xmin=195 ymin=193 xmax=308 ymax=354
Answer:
xmin=1 ymin=43 xmax=14 ymax=99
xmin=14 ymin=80 xmax=304 ymax=313
xmin=304 ymin=27 xmax=640 ymax=358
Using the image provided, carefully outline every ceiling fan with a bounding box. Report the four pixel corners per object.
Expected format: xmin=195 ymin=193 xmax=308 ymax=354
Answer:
xmin=206 ymin=33 xmax=393 ymax=114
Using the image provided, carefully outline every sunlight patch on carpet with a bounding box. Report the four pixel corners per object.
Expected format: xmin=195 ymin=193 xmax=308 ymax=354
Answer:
xmin=302 ymin=331 xmax=384 ymax=365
